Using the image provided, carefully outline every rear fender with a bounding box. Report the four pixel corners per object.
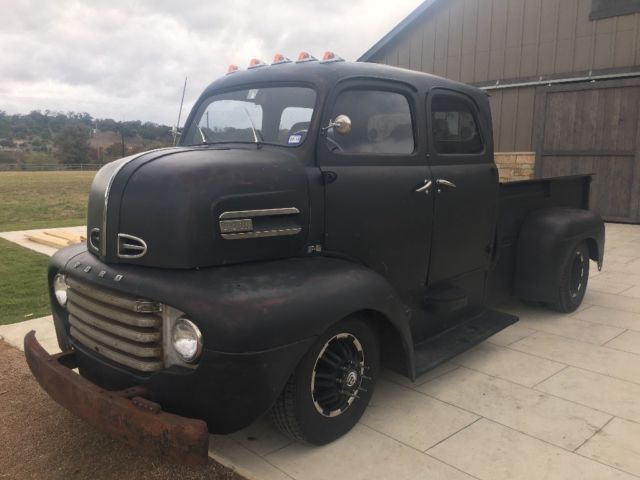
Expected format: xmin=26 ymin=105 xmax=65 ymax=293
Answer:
xmin=514 ymin=207 xmax=605 ymax=302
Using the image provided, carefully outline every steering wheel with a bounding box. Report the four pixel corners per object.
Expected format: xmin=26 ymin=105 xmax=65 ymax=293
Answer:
xmin=326 ymin=137 xmax=343 ymax=152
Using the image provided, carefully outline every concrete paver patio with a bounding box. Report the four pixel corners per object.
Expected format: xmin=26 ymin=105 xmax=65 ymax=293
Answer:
xmin=2 ymin=222 xmax=640 ymax=479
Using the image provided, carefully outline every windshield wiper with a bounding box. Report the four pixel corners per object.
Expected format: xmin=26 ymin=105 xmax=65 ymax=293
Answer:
xmin=197 ymin=126 xmax=207 ymax=143
xmin=242 ymin=106 xmax=264 ymax=147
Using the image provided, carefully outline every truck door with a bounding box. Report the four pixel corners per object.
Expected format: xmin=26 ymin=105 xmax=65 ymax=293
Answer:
xmin=426 ymin=89 xmax=498 ymax=309
xmin=317 ymin=80 xmax=434 ymax=304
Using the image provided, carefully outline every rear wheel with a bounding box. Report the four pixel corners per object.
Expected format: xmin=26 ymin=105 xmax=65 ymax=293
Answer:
xmin=548 ymin=241 xmax=590 ymax=313
xmin=271 ymin=317 xmax=379 ymax=445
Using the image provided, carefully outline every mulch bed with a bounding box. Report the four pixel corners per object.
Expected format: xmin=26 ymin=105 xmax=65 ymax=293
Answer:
xmin=0 ymin=340 xmax=244 ymax=480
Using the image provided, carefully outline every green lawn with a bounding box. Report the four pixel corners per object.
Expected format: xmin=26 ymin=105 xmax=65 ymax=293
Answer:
xmin=0 ymin=238 xmax=51 ymax=325
xmin=0 ymin=171 xmax=96 ymax=325
xmin=0 ymin=171 xmax=95 ymax=231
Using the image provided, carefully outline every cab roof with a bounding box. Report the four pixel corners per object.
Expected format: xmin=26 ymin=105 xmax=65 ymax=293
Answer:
xmin=200 ymin=60 xmax=485 ymax=100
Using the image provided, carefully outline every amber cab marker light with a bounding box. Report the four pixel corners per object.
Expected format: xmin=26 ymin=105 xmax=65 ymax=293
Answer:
xmin=248 ymin=58 xmax=267 ymax=69
xmin=226 ymin=64 xmax=239 ymax=74
xmin=272 ymin=53 xmax=291 ymax=65
xmin=296 ymin=51 xmax=317 ymax=63
xmin=321 ymin=51 xmax=344 ymax=63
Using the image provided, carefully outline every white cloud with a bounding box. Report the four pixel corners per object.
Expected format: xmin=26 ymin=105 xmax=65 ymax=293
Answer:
xmin=0 ymin=0 xmax=421 ymax=125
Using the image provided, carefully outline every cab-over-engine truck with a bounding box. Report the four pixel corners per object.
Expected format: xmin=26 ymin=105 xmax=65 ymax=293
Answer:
xmin=25 ymin=53 xmax=605 ymax=464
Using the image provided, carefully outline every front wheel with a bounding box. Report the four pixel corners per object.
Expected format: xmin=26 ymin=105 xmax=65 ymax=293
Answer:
xmin=271 ymin=316 xmax=379 ymax=445
xmin=548 ymin=241 xmax=590 ymax=313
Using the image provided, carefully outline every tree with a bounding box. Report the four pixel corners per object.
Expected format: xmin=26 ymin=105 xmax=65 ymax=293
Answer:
xmin=105 ymin=142 xmax=124 ymax=160
xmin=53 ymin=124 xmax=90 ymax=165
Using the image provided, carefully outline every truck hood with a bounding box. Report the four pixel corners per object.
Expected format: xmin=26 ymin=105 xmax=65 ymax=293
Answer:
xmin=86 ymin=146 xmax=309 ymax=268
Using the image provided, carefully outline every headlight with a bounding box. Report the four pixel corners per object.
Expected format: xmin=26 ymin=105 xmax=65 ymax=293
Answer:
xmin=172 ymin=318 xmax=202 ymax=363
xmin=53 ymin=273 xmax=68 ymax=307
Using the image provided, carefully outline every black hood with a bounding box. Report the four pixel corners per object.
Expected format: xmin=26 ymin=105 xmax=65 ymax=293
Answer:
xmin=87 ymin=146 xmax=309 ymax=268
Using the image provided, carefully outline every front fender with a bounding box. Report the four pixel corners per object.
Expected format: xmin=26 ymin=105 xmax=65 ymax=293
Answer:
xmin=514 ymin=207 xmax=605 ymax=302
xmin=49 ymin=248 xmax=415 ymax=426
xmin=183 ymin=255 xmax=413 ymax=356
xmin=51 ymin=248 xmax=412 ymax=355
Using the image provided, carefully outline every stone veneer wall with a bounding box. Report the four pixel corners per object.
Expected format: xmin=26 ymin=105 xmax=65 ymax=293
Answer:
xmin=494 ymin=152 xmax=536 ymax=182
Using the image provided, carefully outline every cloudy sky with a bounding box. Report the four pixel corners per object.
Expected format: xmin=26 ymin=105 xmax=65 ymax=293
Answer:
xmin=0 ymin=0 xmax=423 ymax=126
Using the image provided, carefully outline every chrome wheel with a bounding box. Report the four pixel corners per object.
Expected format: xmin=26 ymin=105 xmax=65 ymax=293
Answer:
xmin=569 ymin=250 xmax=586 ymax=298
xmin=548 ymin=241 xmax=590 ymax=313
xmin=271 ymin=317 xmax=379 ymax=444
xmin=311 ymin=333 xmax=368 ymax=418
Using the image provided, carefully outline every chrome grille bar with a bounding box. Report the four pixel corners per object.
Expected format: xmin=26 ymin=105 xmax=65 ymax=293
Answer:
xmin=66 ymin=278 xmax=163 ymax=372
xmin=69 ymin=317 xmax=161 ymax=358
xmin=66 ymin=277 xmax=161 ymax=314
xmin=67 ymin=303 xmax=160 ymax=343
xmin=67 ymin=290 xmax=159 ymax=328
xmin=71 ymin=328 xmax=163 ymax=372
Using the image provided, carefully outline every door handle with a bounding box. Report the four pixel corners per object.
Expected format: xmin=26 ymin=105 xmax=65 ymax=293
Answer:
xmin=415 ymin=179 xmax=432 ymax=194
xmin=322 ymin=170 xmax=338 ymax=184
xmin=436 ymin=179 xmax=456 ymax=188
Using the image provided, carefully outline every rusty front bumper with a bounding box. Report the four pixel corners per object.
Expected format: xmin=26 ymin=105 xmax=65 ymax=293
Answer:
xmin=24 ymin=331 xmax=209 ymax=465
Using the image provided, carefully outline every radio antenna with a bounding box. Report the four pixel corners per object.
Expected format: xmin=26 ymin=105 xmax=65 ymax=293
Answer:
xmin=172 ymin=76 xmax=188 ymax=146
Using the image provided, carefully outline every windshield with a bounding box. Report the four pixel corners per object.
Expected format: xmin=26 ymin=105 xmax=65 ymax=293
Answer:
xmin=183 ymin=86 xmax=316 ymax=147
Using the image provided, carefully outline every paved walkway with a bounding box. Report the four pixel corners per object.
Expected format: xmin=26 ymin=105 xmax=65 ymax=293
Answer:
xmin=2 ymin=223 xmax=640 ymax=479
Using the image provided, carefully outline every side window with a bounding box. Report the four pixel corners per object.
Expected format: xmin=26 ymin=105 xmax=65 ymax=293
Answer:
xmin=431 ymin=95 xmax=483 ymax=155
xmin=279 ymin=106 xmax=313 ymax=144
xmin=327 ymin=89 xmax=414 ymax=155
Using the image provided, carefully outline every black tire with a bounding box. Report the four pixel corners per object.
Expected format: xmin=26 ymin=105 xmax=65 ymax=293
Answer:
xmin=521 ymin=299 xmax=544 ymax=307
xmin=271 ymin=316 xmax=379 ymax=445
xmin=548 ymin=241 xmax=590 ymax=313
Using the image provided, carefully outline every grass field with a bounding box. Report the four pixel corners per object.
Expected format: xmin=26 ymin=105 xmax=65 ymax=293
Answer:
xmin=0 ymin=171 xmax=95 ymax=232
xmin=0 ymin=171 xmax=96 ymax=325
xmin=0 ymin=238 xmax=51 ymax=324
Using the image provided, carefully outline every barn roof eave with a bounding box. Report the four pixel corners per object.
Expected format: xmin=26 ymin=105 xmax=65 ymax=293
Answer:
xmin=357 ymin=0 xmax=442 ymax=63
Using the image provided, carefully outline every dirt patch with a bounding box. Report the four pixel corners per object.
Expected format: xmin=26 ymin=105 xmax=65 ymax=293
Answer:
xmin=0 ymin=340 xmax=244 ymax=480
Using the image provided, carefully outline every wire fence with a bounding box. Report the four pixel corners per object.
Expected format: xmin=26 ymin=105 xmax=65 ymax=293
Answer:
xmin=0 ymin=163 xmax=106 ymax=172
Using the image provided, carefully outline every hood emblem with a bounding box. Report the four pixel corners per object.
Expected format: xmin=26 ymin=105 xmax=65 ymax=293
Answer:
xmin=117 ymin=233 xmax=148 ymax=259
xmin=219 ymin=207 xmax=302 ymax=240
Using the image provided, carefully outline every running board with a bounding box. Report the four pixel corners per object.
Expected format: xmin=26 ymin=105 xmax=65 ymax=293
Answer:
xmin=423 ymin=285 xmax=468 ymax=314
xmin=413 ymin=309 xmax=518 ymax=378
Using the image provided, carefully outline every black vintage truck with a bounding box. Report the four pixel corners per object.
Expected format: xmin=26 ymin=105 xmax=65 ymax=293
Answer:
xmin=25 ymin=53 xmax=605 ymax=464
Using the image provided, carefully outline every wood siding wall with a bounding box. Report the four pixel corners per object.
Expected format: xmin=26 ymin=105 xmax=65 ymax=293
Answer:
xmin=488 ymin=86 xmax=536 ymax=151
xmin=533 ymin=78 xmax=640 ymax=222
xmin=369 ymin=0 xmax=640 ymax=151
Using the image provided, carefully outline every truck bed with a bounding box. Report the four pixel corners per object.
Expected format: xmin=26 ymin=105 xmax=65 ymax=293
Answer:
xmin=488 ymin=174 xmax=593 ymax=305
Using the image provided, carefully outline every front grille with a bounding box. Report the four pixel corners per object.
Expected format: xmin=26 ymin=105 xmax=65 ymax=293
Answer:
xmin=66 ymin=277 xmax=164 ymax=372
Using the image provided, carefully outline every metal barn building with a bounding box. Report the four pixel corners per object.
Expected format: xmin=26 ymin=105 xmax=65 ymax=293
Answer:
xmin=360 ymin=0 xmax=640 ymax=223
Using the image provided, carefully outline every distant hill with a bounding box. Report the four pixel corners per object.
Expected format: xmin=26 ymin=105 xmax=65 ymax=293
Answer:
xmin=0 ymin=110 xmax=174 ymax=168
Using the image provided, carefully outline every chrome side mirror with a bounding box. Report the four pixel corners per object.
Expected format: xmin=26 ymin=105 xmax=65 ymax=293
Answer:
xmin=323 ymin=114 xmax=352 ymax=135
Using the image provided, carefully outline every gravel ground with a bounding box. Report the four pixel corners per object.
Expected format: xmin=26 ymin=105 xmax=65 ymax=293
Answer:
xmin=0 ymin=340 xmax=244 ymax=480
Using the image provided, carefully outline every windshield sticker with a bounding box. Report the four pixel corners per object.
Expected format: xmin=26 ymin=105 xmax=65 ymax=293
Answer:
xmin=288 ymin=134 xmax=302 ymax=145
xmin=246 ymin=89 xmax=258 ymax=100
